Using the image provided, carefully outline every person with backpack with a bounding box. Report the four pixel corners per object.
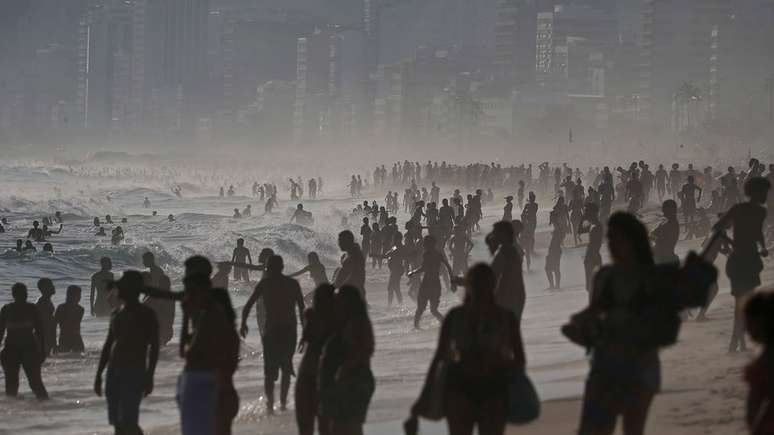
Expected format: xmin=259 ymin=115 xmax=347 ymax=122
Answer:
xmin=405 ymin=263 xmax=526 ymax=435
xmin=573 ymin=212 xmax=680 ymax=435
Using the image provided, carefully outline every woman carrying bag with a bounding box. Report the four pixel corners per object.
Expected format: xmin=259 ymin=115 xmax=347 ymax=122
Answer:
xmin=405 ymin=263 xmax=538 ymax=435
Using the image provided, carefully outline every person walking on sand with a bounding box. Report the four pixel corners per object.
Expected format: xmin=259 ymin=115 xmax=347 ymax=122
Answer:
xmin=713 ymin=177 xmax=770 ymax=353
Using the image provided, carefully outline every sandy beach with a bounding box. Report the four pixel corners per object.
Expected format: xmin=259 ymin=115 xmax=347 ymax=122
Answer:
xmin=221 ymin=206 xmax=771 ymax=435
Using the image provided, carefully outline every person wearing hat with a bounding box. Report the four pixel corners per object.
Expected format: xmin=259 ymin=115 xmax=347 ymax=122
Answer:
xmin=502 ymin=196 xmax=514 ymax=222
xmin=95 ymin=270 xmax=159 ymax=435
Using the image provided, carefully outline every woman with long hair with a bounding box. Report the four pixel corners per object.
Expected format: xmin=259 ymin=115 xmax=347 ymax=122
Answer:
xmin=577 ymin=212 xmax=672 ymax=435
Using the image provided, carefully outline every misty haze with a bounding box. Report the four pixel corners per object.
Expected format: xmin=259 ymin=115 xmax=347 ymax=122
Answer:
xmin=0 ymin=1 xmax=773 ymax=435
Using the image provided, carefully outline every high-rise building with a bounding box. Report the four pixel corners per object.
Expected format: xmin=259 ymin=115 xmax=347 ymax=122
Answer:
xmin=293 ymin=28 xmax=343 ymax=144
xmin=639 ymin=0 xmax=733 ymax=126
xmin=162 ymin=0 xmax=210 ymax=131
xmin=494 ymin=0 xmax=538 ymax=88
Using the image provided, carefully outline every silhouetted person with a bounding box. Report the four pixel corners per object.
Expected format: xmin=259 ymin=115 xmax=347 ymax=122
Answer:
xmin=241 ymin=255 xmax=305 ymax=414
xmin=55 ymin=285 xmax=85 ymax=353
xmin=0 ymin=283 xmax=49 ymax=399
xmin=449 ymin=224 xmax=473 ymax=278
xmin=490 ymin=221 xmax=527 ymax=323
xmin=288 ymin=252 xmax=329 ymax=288
xmin=111 ymin=226 xmax=124 ymax=245
xmin=95 ymin=271 xmax=159 ymax=435
xmin=15 ymin=239 xmax=23 ymax=253
xmin=502 ymin=196 xmax=514 ymax=221
xmin=521 ymin=192 xmax=538 ymax=269
xmin=679 ymin=175 xmax=702 ymax=227
xmin=91 ymin=257 xmax=116 ymax=317
xmin=743 ymin=292 xmax=774 ymax=434
xmin=360 ymin=217 xmax=371 ymax=259
xmin=24 ymin=240 xmax=35 ymax=252
xmin=545 ymin=212 xmax=564 ymax=289
xmin=27 ymin=220 xmax=45 ymax=241
xmin=231 ymin=238 xmax=252 ymax=282
xmin=333 ymin=230 xmax=367 ymax=299
xmin=296 ymin=284 xmax=336 ymax=435
xmin=174 ymin=257 xmax=239 ymax=435
xmin=713 ymin=177 xmax=770 ymax=353
xmin=408 ymin=235 xmax=453 ymax=329
xmin=655 ymin=164 xmax=667 ymax=201
xmin=580 ymin=203 xmax=603 ymax=300
xmin=652 ymin=200 xmax=680 ymax=264
xmin=96 ymin=226 xmax=106 ymax=236
xmin=36 ymin=278 xmax=56 ymax=357
xmin=318 ymin=285 xmax=375 ymax=435
xmin=575 ymin=212 xmax=673 ymax=435
xmin=406 ymin=263 xmax=525 ymax=435
xmin=142 ymin=252 xmax=175 ymax=345
xmin=380 ymin=232 xmax=408 ymax=307
xmin=212 ymin=262 xmax=232 ymax=290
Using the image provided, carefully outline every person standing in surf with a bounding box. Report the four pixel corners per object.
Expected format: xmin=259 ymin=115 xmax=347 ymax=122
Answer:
xmin=333 ymin=231 xmax=367 ymax=300
xmin=408 ymin=235 xmax=453 ymax=329
xmin=94 ymin=271 xmax=159 ymax=435
xmin=0 ymin=283 xmax=49 ymax=400
xmin=231 ymin=238 xmax=253 ymax=283
xmin=91 ymin=257 xmax=116 ymax=317
xmin=240 ymin=255 xmax=305 ymax=414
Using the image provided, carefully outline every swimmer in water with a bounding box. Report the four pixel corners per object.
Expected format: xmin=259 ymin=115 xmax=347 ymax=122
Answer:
xmin=233 ymin=208 xmax=242 ymax=219
xmin=43 ymin=243 xmax=53 ymax=253
xmin=24 ymin=241 xmax=36 ymax=252
xmin=27 ymin=221 xmax=44 ymax=242
xmin=96 ymin=226 xmax=106 ymax=236
xmin=168 ymin=214 xmax=175 ymax=222
xmin=15 ymin=239 xmax=23 ymax=252
xmin=111 ymin=227 xmax=125 ymax=245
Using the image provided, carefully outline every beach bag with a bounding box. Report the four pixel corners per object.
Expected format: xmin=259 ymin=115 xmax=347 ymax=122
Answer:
xmin=507 ymin=371 xmax=540 ymax=424
xmin=414 ymin=359 xmax=448 ymax=420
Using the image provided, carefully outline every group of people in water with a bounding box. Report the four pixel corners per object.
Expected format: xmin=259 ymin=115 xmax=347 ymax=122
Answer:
xmin=1 ymin=156 xmax=773 ymax=435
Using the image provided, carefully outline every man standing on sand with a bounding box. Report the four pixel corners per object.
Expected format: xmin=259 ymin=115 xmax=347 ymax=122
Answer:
xmin=240 ymin=256 xmax=305 ymax=415
xmin=95 ymin=271 xmax=159 ymax=435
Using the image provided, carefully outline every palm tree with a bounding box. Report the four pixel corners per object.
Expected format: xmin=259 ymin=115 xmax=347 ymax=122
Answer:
xmin=674 ymin=81 xmax=702 ymax=132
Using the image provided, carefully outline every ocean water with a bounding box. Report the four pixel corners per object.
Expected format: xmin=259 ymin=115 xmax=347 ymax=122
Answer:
xmin=0 ymin=160 xmax=702 ymax=435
